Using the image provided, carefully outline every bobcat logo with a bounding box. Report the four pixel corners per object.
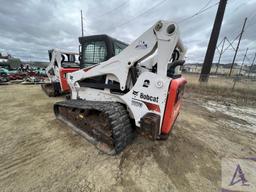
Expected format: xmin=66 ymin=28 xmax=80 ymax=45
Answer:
xmin=143 ymin=80 xmax=150 ymax=88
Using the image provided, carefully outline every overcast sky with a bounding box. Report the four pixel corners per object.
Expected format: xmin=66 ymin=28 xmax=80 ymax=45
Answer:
xmin=0 ymin=0 xmax=256 ymax=65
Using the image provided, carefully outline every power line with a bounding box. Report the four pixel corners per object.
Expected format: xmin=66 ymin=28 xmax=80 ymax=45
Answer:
xmin=245 ymin=20 xmax=256 ymax=31
xmin=110 ymin=0 xmax=220 ymax=33
xmin=198 ymin=0 xmax=213 ymax=12
xmin=109 ymin=0 xmax=169 ymax=31
xmin=217 ymin=0 xmax=250 ymax=39
xmin=247 ymin=12 xmax=256 ymax=25
xmin=179 ymin=1 xmax=220 ymax=23
xmin=91 ymin=1 xmax=129 ymax=19
xmin=242 ymin=12 xmax=256 ymax=38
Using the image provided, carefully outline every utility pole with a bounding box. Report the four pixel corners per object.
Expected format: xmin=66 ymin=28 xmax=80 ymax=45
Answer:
xmin=81 ymin=10 xmax=84 ymax=37
xmin=229 ymin=17 xmax=247 ymax=76
xmin=200 ymin=0 xmax=228 ymax=82
xmin=215 ymin=36 xmax=226 ymax=74
xmin=238 ymin=48 xmax=248 ymax=75
xmin=248 ymin=53 xmax=256 ymax=77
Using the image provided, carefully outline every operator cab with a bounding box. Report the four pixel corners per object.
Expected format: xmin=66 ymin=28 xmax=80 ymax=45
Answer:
xmin=79 ymin=34 xmax=128 ymax=68
xmin=77 ymin=35 xmax=128 ymax=89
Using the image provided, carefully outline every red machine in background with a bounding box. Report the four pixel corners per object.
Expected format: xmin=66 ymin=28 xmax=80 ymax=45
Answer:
xmin=41 ymin=49 xmax=80 ymax=96
xmin=41 ymin=35 xmax=128 ymax=97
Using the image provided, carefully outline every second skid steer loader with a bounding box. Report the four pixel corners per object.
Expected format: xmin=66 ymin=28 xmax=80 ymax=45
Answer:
xmin=42 ymin=35 xmax=128 ymax=96
xmin=54 ymin=20 xmax=187 ymax=154
xmin=41 ymin=50 xmax=80 ymax=96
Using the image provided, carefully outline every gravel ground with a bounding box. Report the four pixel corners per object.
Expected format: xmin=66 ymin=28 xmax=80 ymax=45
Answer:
xmin=0 ymin=84 xmax=255 ymax=192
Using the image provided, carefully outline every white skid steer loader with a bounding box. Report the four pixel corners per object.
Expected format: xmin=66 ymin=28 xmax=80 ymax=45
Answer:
xmin=41 ymin=49 xmax=80 ymax=97
xmin=54 ymin=20 xmax=187 ymax=155
xmin=42 ymin=35 xmax=128 ymax=97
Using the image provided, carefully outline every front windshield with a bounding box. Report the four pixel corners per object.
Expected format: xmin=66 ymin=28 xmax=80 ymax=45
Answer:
xmin=82 ymin=41 xmax=107 ymax=67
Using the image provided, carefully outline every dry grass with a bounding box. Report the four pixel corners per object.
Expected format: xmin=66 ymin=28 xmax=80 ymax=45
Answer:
xmin=183 ymin=73 xmax=256 ymax=105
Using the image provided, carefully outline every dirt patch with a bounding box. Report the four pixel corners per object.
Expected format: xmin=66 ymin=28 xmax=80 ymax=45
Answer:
xmin=0 ymin=84 xmax=255 ymax=192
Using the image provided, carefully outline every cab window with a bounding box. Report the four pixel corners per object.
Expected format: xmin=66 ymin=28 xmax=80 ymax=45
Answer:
xmin=83 ymin=41 xmax=107 ymax=66
xmin=114 ymin=41 xmax=127 ymax=55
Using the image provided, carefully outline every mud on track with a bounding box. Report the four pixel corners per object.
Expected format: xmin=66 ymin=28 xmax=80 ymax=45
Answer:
xmin=0 ymin=84 xmax=255 ymax=192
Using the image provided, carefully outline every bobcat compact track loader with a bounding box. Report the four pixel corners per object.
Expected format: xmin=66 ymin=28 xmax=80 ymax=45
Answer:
xmin=54 ymin=20 xmax=187 ymax=154
xmin=42 ymin=35 xmax=128 ymax=97
xmin=41 ymin=50 xmax=80 ymax=96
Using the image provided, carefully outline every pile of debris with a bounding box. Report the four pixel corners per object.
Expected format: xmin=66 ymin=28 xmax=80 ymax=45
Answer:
xmin=0 ymin=66 xmax=47 ymax=85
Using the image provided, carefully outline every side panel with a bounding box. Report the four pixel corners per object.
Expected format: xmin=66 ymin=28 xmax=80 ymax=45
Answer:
xmin=161 ymin=77 xmax=187 ymax=134
xmin=59 ymin=68 xmax=79 ymax=92
xmin=120 ymin=72 xmax=171 ymax=127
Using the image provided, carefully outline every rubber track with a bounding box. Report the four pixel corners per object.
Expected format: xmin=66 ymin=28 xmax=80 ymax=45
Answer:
xmin=41 ymin=83 xmax=56 ymax=97
xmin=54 ymin=100 xmax=135 ymax=154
